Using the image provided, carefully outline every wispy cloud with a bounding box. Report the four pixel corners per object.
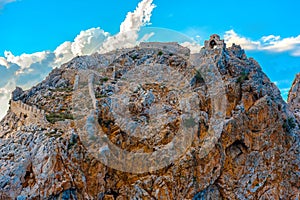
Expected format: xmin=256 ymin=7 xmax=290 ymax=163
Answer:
xmin=279 ymin=87 xmax=291 ymax=99
xmin=224 ymin=30 xmax=300 ymax=56
xmin=0 ymin=0 xmax=16 ymax=9
xmin=274 ymin=79 xmax=292 ymax=86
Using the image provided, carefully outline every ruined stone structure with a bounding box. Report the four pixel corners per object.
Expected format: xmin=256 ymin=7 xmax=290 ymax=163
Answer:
xmin=140 ymin=42 xmax=190 ymax=58
xmin=10 ymin=100 xmax=47 ymax=125
xmin=204 ymin=34 xmax=226 ymax=50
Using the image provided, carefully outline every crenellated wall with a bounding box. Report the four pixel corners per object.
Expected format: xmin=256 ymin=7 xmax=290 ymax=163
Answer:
xmin=140 ymin=42 xmax=190 ymax=58
xmin=10 ymin=100 xmax=47 ymax=124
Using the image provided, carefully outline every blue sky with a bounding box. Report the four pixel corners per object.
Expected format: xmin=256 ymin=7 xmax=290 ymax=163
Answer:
xmin=0 ymin=0 xmax=300 ymax=118
xmin=1 ymin=0 xmax=300 ymax=55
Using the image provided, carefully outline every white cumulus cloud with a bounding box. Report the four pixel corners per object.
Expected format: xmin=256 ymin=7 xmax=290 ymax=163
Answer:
xmin=0 ymin=81 xmax=15 ymax=118
xmin=120 ymin=0 xmax=155 ymax=33
xmin=180 ymin=41 xmax=202 ymax=53
xmin=100 ymin=0 xmax=156 ymax=53
xmin=224 ymin=29 xmax=300 ymax=56
xmin=4 ymin=50 xmax=52 ymax=70
xmin=71 ymin=28 xmax=110 ymax=56
xmin=54 ymin=27 xmax=110 ymax=67
xmin=224 ymin=30 xmax=261 ymax=50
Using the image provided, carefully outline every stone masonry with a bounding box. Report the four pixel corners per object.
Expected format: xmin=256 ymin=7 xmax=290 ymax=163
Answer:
xmin=140 ymin=42 xmax=190 ymax=58
xmin=10 ymin=100 xmax=47 ymax=125
xmin=204 ymin=34 xmax=226 ymax=50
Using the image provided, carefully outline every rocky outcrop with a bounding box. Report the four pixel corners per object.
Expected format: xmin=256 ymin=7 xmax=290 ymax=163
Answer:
xmin=0 ymin=35 xmax=299 ymax=199
xmin=288 ymin=73 xmax=300 ymax=121
xmin=12 ymin=87 xmax=24 ymax=101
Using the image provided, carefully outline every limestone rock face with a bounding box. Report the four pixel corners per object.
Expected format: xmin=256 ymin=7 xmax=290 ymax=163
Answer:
xmin=0 ymin=35 xmax=299 ymax=199
xmin=12 ymin=87 xmax=24 ymax=101
xmin=288 ymin=73 xmax=300 ymax=121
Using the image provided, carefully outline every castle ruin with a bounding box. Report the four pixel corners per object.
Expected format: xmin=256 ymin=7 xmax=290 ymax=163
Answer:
xmin=204 ymin=34 xmax=226 ymax=50
xmin=10 ymin=100 xmax=47 ymax=125
xmin=140 ymin=42 xmax=190 ymax=58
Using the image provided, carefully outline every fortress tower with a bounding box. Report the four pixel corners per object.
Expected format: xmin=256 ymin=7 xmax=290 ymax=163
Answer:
xmin=204 ymin=34 xmax=226 ymax=50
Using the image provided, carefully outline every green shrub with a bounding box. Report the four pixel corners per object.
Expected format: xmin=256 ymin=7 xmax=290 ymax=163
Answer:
xmin=46 ymin=113 xmax=74 ymax=124
xmin=131 ymin=55 xmax=138 ymax=60
xmin=50 ymin=87 xmax=73 ymax=92
xmin=158 ymin=51 xmax=163 ymax=56
xmin=237 ymin=71 xmax=249 ymax=83
xmin=96 ymin=94 xmax=107 ymax=98
xmin=101 ymin=77 xmax=109 ymax=82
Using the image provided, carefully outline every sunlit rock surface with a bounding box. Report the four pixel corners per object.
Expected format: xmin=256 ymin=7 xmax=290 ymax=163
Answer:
xmin=0 ymin=35 xmax=299 ymax=199
xmin=289 ymin=73 xmax=300 ymax=122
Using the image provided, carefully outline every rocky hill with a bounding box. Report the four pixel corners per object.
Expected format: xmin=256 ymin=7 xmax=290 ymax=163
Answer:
xmin=0 ymin=35 xmax=299 ymax=199
xmin=288 ymin=73 xmax=300 ymax=122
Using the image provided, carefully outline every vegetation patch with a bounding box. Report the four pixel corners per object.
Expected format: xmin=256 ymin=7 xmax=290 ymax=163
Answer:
xmin=100 ymin=77 xmax=109 ymax=82
xmin=131 ymin=55 xmax=138 ymax=60
xmin=46 ymin=113 xmax=74 ymax=124
xmin=157 ymin=51 xmax=163 ymax=56
xmin=96 ymin=94 xmax=108 ymax=98
xmin=50 ymin=87 xmax=73 ymax=93
xmin=237 ymin=71 xmax=249 ymax=83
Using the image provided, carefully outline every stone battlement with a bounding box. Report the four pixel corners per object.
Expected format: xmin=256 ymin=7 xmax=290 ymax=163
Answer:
xmin=140 ymin=42 xmax=190 ymax=58
xmin=10 ymin=100 xmax=47 ymax=124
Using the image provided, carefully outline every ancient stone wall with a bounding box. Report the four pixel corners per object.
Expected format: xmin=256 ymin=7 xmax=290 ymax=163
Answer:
xmin=10 ymin=100 xmax=47 ymax=125
xmin=140 ymin=42 xmax=190 ymax=58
